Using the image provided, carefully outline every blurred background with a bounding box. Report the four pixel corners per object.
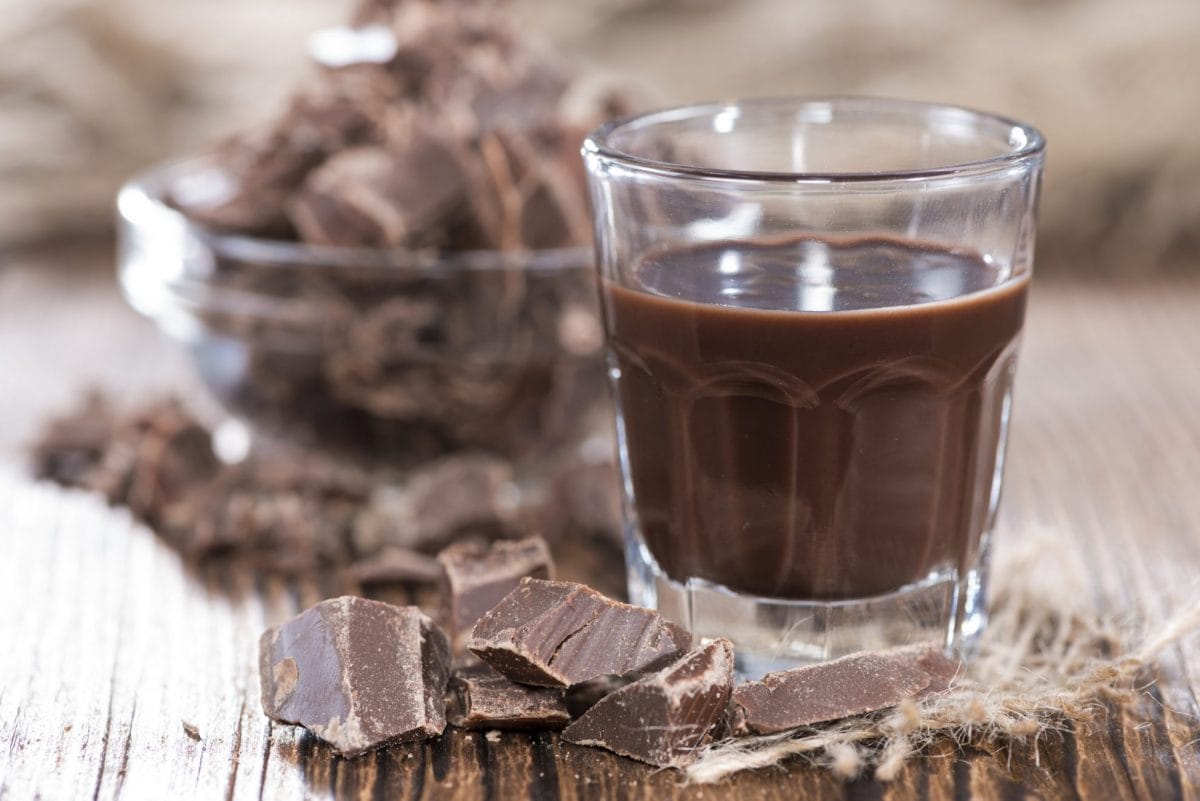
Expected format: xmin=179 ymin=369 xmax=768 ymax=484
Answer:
xmin=3 ymin=0 xmax=1200 ymax=274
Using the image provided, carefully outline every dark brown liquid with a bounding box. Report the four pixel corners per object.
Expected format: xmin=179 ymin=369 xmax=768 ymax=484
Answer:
xmin=604 ymin=236 xmax=1028 ymax=600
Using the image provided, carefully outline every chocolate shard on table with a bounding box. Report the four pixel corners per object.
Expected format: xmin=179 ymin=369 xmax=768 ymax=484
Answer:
xmin=562 ymin=639 xmax=735 ymax=768
xmin=732 ymin=643 xmax=959 ymax=736
xmin=437 ymin=536 xmax=554 ymax=651
xmin=467 ymin=578 xmax=693 ymax=688
xmin=30 ymin=391 xmax=115 ymax=487
xmin=541 ymin=457 xmax=623 ymax=547
xmin=258 ymin=596 xmax=451 ymax=756
xmin=564 ymin=674 xmax=637 ymax=718
xmin=917 ymin=645 xmax=963 ymax=695
xmin=345 ymin=546 xmax=442 ymax=587
xmin=447 ymin=663 xmax=571 ymax=731
xmin=400 ymin=454 xmax=515 ymax=550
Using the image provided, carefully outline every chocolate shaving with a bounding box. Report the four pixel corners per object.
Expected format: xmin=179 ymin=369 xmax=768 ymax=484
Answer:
xmin=259 ymin=596 xmax=451 ymax=756
xmin=562 ymin=639 xmax=735 ymax=767
xmin=468 ymin=578 xmax=692 ymax=688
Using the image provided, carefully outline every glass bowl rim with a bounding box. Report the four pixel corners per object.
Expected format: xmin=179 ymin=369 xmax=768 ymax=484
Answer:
xmin=117 ymin=157 xmax=594 ymax=275
xmin=583 ymin=95 xmax=1046 ymax=185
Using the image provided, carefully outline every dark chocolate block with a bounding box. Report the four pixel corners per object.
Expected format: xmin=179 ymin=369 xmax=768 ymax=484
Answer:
xmin=468 ymin=578 xmax=692 ymax=688
xmin=437 ymin=536 xmax=554 ymax=651
xmin=404 ymin=454 xmax=514 ymax=549
xmin=288 ymin=135 xmax=468 ymax=247
xmin=448 ymin=663 xmax=571 ymax=731
xmin=562 ymin=639 xmax=734 ymax=767
xmin=732 ymin=644 xmax=959 ymax=735
xmin=259 ymin=596 xmax=451 ymax=756
xmin=564 ymin=674 xmax=636 ymax=718
xmin=30 ymin=391 xmax=115 ymax=487
xmin=346 ymin=546 xmax=442 ymax=586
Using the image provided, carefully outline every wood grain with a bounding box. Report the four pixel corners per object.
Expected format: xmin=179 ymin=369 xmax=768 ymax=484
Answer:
xmin=1 ymin=250 xmax=1199 ymax=799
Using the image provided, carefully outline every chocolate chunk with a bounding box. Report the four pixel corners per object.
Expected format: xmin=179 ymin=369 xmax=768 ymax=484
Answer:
xmin=437 ymin=536 xmax=554 ymax=651
xmin=732 ymin=644 xmax=956 ymax=735
xmin=404 ymin=454 xmax=514 ymax=549
xmin=259 ymin=596 xmax=451 ymax=756
xmin=562 ymin=639 xmax=734 ymax=768
xmin=468 ymin=578 xmax=692 ymax=688
xmin=346 ymin=546 xmax=442 ymax=587
xmin=171 ymin=82 xmax=385 ymax=238
xmin=288 ymin=136 xmax=468 ymax=247
xmin=916 ymin=646 xmax=962 ymax=694
xmin=448 ymin=663 xmax=571 ymax=731
xmin=564 ymin=674 xmax=636 ymax=718
xmin=469 ymin=127 xmax=591 ymax=251
xmin=192 ymin=455 xmax=371 ymax=570
xmin=543 ymin=457 xmax=622 ymax=545
xmin=30 ymin=391 xmax=114 ymax=487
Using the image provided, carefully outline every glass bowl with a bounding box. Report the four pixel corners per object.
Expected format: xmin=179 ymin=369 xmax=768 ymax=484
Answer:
xmin=116 ymin=159 xmax=609 ymax=474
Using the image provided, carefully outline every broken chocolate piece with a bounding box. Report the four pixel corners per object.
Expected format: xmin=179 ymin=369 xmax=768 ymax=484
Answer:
xmin=916 ymin=647 xmax=962 ymax=695
xmin=732 ymin=644 xmax=954 ymax=735
xmin=448 ymin=663 xmax=570 ymax=731
xmin=30 ymin=391 xmax=115 ymax=487
xmin=259 ymin=596 xmax=451 ymax=756
xmin=346 ymin=546 xmax=442 ymax=586
xmin=564 ymin=674 xmax=636 ymax=718
xmin=404 ymin=454 xmax=513 ymax=549
xmin=562 ymin=639 xmax=734 ymax=768
xmin=288 ymin=136 xmax=467 ymax=247
xmin=437 ymin=536 xmax=554 ymax=651
xmin=543 ymin=457 xmax=622 ymax=546
xmin=467 ymin=578 xmax=692 ymax=688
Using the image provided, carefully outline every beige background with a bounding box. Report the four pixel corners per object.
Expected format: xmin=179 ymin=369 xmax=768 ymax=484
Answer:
xmin=4 ymin=0 xmax=1200 ymax=273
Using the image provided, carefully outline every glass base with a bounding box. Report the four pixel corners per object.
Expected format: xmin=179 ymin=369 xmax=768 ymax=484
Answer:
xmin=625 ymin=532 xmax=987 ymax=679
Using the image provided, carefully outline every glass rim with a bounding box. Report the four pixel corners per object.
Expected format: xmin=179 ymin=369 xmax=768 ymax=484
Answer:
xmin=116 ymin=157 xmax=592 ymax=274
xmin=583 ymin=95 xmax=1046 ymax=184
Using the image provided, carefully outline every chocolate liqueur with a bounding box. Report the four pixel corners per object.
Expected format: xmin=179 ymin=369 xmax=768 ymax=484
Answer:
xmin=604 ymin=236 xmax=1028 ymax=599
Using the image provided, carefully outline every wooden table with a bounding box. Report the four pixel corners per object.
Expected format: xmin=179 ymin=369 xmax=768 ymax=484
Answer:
xmin=2 ymin=246 xmax=1199 ymax=800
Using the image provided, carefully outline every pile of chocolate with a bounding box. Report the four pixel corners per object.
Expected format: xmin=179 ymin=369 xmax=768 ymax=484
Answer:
xmin=158 ymin=0 xmax=632 ymax=463
xmin=260 ymin=539 xmax=960 ymax=767
xmin=173 ymin=0 xmax=622 ymax=249
xmin=31 ymin=394 xmax=623 ymax=582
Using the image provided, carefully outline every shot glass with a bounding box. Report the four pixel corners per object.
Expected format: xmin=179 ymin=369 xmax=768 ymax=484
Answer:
xmin=583 ymin=97 xmax=1044 ymax=675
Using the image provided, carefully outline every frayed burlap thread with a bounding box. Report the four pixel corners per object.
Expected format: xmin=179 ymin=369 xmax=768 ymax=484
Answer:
xmin=685 ymin=531 xmax=1200 ymax=784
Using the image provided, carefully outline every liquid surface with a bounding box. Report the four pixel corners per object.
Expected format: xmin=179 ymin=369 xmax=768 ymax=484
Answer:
xmin=605 ymin=236 xmax=1028 ymax=600
xmin=635 ymin=236 xmax=1006 ymax=312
